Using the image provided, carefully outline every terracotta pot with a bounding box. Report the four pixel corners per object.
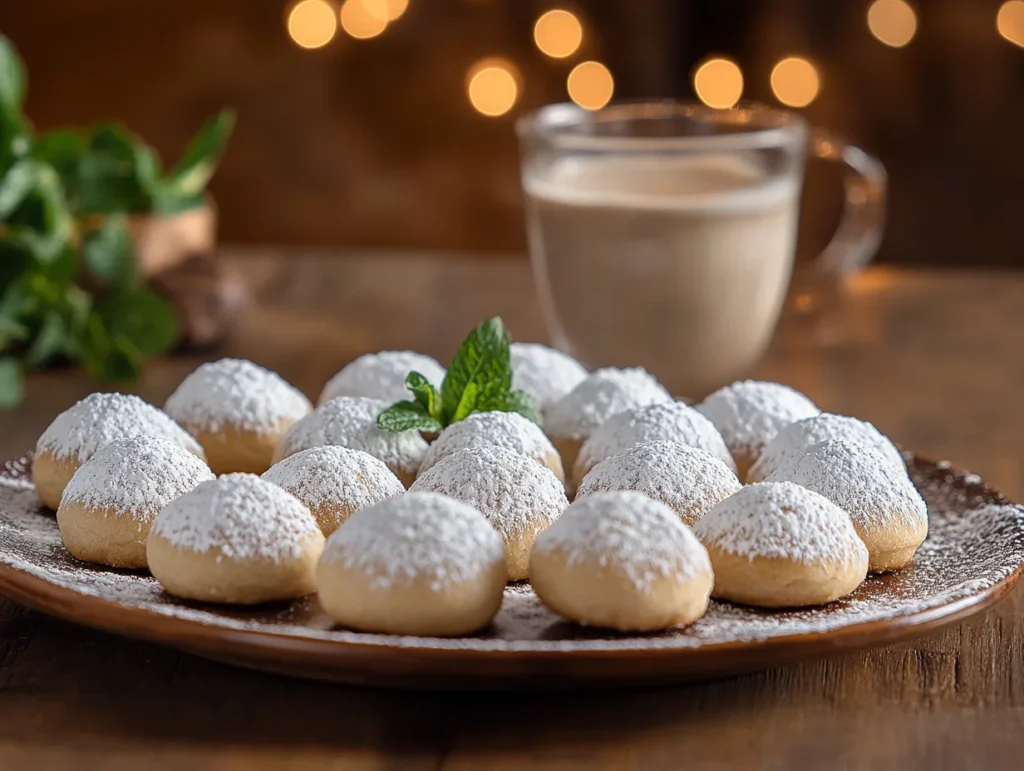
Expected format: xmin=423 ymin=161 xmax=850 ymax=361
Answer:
xmin=129 ymin=202 xmax=217 ymax=278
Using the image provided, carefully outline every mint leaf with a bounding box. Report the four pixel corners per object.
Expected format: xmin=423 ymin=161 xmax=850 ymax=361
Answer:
xmin=496 ymin=389 xmax=542 ymax=425
xmin=376 ymin=401 xmax=443 ymax=433
xmin=0 ymin=356 xmax=23 ymax=408
xmin=82 ymin=214 xmax=135 ymax=287
xmin=0 ymin=35 xmax=26 ymax=111
xmin=98 ymin=287 xmax=178 ymax=356
xmin=440 ymin=316 xmax=511 ymax=422
xmin=406 ymin=370 xmax=441 ymax=419
xmin=452 ymin=380 xmax=479 ymax=422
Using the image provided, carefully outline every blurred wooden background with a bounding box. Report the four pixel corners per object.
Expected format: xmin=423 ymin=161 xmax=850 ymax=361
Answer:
xmin=1 ymin=0 xmax=1023 ymax=265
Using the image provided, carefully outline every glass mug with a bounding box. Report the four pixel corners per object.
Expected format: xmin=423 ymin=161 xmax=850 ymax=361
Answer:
xmin=516 ymin=101 xmax=886 ymax=397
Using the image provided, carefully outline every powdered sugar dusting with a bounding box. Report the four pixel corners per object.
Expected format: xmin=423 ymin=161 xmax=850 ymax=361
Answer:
xmin=534 ymin=491 xmax=711 ymax=591
xmin=164 ymin=358 xmax=312 ymax=434
xmin=695 ymin=481 xmax=869 ymax=565
xmin=262 ymin=446 xmax=404 ymax=515
xmin=545 ymin=367 xmax=672 ymax=441
xmin=410 ymin=446 xmax=568 ymax=540
xmin=276 ymin=396 xmax=427 ymax=480
xmin=61 ymin=437 xmax=214 ymax=517
xmin=751 ymin=413 xmax=904 ymax=482
xmin=321 ymin=492 xmax=504 ymax=592
xmin=419 ymin=411 xmax=558 ymax=474
xmin=697 ymin=380 xmax=820 ymax=456
xmin=0 ymin=454 xmax=1021 ymax=660
xmin=150 ymin=474 xmax=320 ymax=562
xmin=37 ymin=393 xmax=202 ymax=461
xmin=509 ymin=343 xmax=588 ymax=415
xmin=577 ymin=401 xmax=735 ymax=475
xmin=769 ymin=438 xmax=927 ymax=532
xmin=319 ymin=351 xmax=446 ymax=405
xmin=576 ymin=441 xmax=741 ymax=525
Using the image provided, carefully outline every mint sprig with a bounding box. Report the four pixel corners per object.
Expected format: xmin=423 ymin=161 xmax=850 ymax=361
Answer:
xmin=376 ymin=316 xmax=541 ymax=433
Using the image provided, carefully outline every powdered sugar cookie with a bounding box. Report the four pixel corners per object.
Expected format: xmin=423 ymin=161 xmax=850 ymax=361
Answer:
xmin=319 ymin=351 xmax=445 ymax=405
xmin=509 ymin=343 xmax=587 ymax=418
xmin=147 ymin=473 xmax=324 ymax=604
xmin=56 ymin=437 xmax=214 ymax=568
xmin=695 ymin=482 xmax=869 ymax=607
xmin=164 ymin=358 xmax=312 ymax=475
xmin=316 ymin=492 xmax=506 ymax=636
xmin=410 ymin=445 xmax=569 ymax=580
xmin=697 ymin=380 xmax=819 ymax=480
xmin=530 ymin=491 xmax=713 ymax=631
xmin=576 ymin=441 xmax=741 ymax=527
xmin=34 ymin=392 xmax=203 ymax=510
xmin=262 ymin=445 xmax=405 ymax=535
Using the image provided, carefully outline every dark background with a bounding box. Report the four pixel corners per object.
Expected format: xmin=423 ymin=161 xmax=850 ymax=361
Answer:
xmin=1 ymin=0 xmax=1022 ymax=266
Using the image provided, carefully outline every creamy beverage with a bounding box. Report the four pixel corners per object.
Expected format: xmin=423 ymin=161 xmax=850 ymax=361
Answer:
xmin=523 ymin=154 xmax=801 ymax=396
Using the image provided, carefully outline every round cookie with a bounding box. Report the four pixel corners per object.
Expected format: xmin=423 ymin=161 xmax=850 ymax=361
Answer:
xmin=697 ymin=380 xmax=820 ymax=481
xmin=56 ymin=437 xmax=215 ymax=568
xmin=529 ymin=491 xmax=713 ymax=631
xmin=164 ymin=358 xmax=312 ymax=476
xmin=316 ymin=492 xmax=506 ymax=636
xmin=262 ymin=445 xmax=405 ymax=536
xmin=34 ymin=392 xmax=204 ymax=511
xmin=576 ymin=441 xmax=741 ymax=527
xmin=574 ymin=400 xmax=735 ymax=483
xmin=509 ymin=343 xmax=588 ymax=418
xmin=694 ymin=482 xmax=869 ymax=607
xmin=273 ymin=396 xmax=428 ymax=487
xmin=748 ymin=412 xmax=905 ymax=483
xmin=319 ymin=350 xmax=446 ymax=405
xmin=768 ymin=438 xmax=928 ymax=573
xmin=148 ymin=473 xmax=324 ymax=604
xmin=418 ymin=410 xmax=564 ymax=482
xmin=410 ymin=445 xmax=569 ymax=581
xmin=545 ymin=367 xmax=672 ymax=485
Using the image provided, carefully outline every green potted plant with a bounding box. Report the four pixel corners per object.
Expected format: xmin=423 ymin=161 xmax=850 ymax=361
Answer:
xmin=0 ymin=34 xmax=234 ymax=407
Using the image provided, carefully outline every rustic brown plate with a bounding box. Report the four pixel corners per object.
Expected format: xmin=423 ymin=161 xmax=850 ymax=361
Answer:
xmin=0 ymin=453 xmax=1022 ymax=690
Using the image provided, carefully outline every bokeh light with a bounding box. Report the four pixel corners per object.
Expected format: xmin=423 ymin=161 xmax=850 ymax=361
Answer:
xmin=287 ymin=0 xmax=338 ymax=50
xmin=567 ymin=61 xmax=614 ymax=110
xmin=533 ymin=9 xmax=584 ymax=59
xmin=770 ymin=57 xmax=821 ymax=108
xmin=998 ymin=1 xmax=1024 ymax=47
xmin=362 ymin=0 xmax=408 ymax=22
xmin=466 ymin=58 xmax=520 ymax=117
xmin=867 ymin=0 xmax=918 ymax=48
xmin=693 ymin=58 xmax=743 ymax=109
xmin=340 ymin=0 xmax=388 ymax=39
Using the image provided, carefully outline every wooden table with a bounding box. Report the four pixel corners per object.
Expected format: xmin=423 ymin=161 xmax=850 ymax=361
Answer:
xmin=1 ymin=251 xmax=1023 ymax=770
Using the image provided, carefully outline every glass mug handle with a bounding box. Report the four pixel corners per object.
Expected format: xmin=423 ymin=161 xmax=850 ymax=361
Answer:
xmin=793 ymin=128 xmax=887 ymax=308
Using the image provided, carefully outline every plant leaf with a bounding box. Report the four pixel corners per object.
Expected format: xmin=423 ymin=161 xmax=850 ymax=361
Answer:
xmin=75 ymin=124 xmax=147 ymax=214
xmin=161 ymin=108 xmax=235 ymax=202
xmin=98 ymin=287 xmax=178 ymax=357
xmin=32 ymin=129 xmax=84 ymax=191
xmin=0 ymin=356 xmax=23 ymax=408
xmin=82 ymin=213 xmax=135 ymax=287
xmin=440 ymin=316 xmax=511 ymax=422
xmin=0 ymin=35 xmax=26 ymax=111
xmin=452 ymin=380 xmax=479 ymax=422
xmin=0 ymin=158 xmax=35 ymax=218
xmin=495 ymin=388 xmax=543 ymax=425
xmin=405 ymin=370 xmax=441 ymax=419
xmin=376 ymin=401 xmax=443 ymax=433
xmin=23 ymin=309 xmax=66 ymax=367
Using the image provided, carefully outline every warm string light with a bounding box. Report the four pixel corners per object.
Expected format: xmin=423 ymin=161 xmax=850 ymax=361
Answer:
xmin=567 ymin=61 xmax=614 ymax=110
xmin=533 ymin=9 xmax=584 ymax=59
xmin=867 ymin=0 xmax=918 ymax=48
xmin=693 ymin=58 xmax=743 ymax=109
xmin=998 ymin=1 xmax=1024 ymax=47
xmin=362 ymin=0 xmax=409 ymax=22
xmin=466 ymin=58 xmax=520 ymax=117
xmin=771 ymin=57 xmax=820 ymax=108
xmin=340 ymin=0 xmax=388 ymax=39
xmin=287 ymin=0 xmax=338 ymax=49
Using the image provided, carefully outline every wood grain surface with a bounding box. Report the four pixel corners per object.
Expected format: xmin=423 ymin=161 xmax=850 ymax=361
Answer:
xmin=1 ymin=250 xmax=1022 ymax=769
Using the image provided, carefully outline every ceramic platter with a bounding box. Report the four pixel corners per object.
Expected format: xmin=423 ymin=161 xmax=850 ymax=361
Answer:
xmin=0 ymin=453 xmax=1022 ymax=690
